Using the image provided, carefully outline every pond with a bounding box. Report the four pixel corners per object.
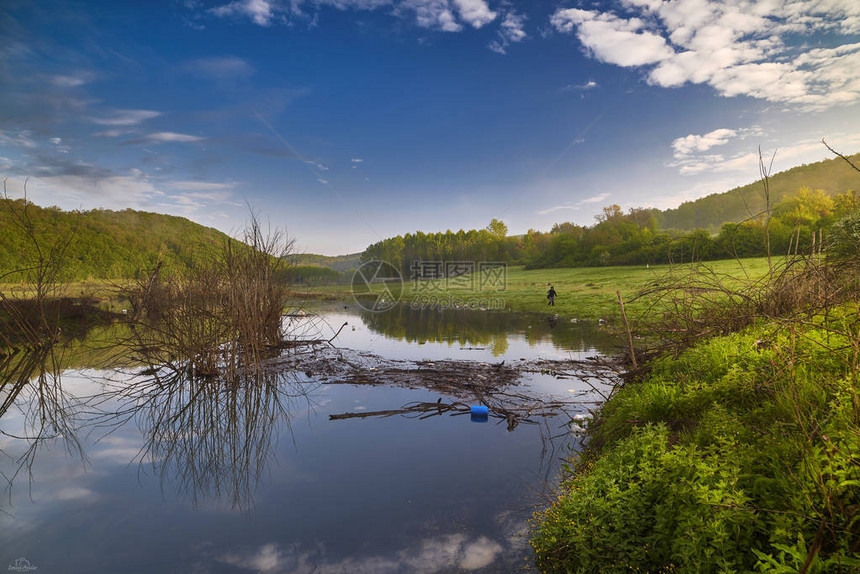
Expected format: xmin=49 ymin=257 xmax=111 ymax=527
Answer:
xmin=0 ymin=306 xmax=620 ymax=573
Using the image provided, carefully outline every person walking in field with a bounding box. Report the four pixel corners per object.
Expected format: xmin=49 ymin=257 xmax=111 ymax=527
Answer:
xmin=547 ymin=285 xmax=557 ymax=306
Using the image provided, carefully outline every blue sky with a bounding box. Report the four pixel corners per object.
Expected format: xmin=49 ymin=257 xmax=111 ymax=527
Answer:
xmin=1 ymin=0 xmax=859 ymax=255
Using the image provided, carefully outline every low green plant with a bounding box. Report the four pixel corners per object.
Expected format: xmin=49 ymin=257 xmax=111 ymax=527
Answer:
xmin=532 ymin=312 xmax=860 ymax=572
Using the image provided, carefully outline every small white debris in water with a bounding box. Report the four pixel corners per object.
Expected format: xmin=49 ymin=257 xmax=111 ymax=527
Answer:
xmin=355 ymin=406 xmax=366 ymax=411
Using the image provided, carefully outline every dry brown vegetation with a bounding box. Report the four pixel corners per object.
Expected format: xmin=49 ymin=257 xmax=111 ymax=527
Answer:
xmin=116 ymin=211 xmax=299 ymax=383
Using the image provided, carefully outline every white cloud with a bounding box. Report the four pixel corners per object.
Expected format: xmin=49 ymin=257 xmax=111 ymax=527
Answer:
xmin=581 ymin=192 xmax=612 ymax=204
xmin=93 ymin=129 xmax=127 ymax=138
xmin=216 ymin=533 xmax=507 ymax=573
xmin=651 ymin=131 xmax=860 ymax=211
xmin=0 ymin=129 xmax=38 ymax=149
xmin=48 ymin=487 xmax=99 ymax=502
xmin=317 ymin=177 xmax=329 ymax=184
xmin=668 ymin=131 xmax=860 ymax=176
xmin=91 ymin=109 xmax=162 ymax=126
xmin=221 ymin=543 xmax=283 ymax=573
xmin=401 ymin=0 xmax=462 ymax=32
xmin=49 ymin=137 xmax=71 ymax=154
xmin=488 ymin=10 xmax=527 ymax=54
xmin=452 ymin=0 xmax=496 ymax=29
xmin=459 ymin=537 xmax=503 ymax=570
xmin=165 ymin=189 xmax=236 ymax=213
xmin=26 ymin=170 xmax=164 ymax=210
xmin=212 ymin=0 xmax=276 ymax=25
xmin=551 ymin=0 xmax=860 ymax=109
xmin=142 ymin=132 xmax=205 ymax=143
xmin=667 ymin=126 xmax=767 ymax=174
xmin=203 ymin=0 xmax=509 ymax=39
xmin=172 ymin=181 xmax=236 ymax=191
xmin=316 ymin=0 xmax=392 ymax=10
xmin=552 ymin=9 xmax=674 ymax=66
xmin=538 ymin=192 xmax=611 ymax=215
xmin=560 ymin=80 xmax=599 ymax=92
xmin=672 ymin=128 xmax=738 ymax=156
xmin=49 ymin=72 xmax=96 ymax=88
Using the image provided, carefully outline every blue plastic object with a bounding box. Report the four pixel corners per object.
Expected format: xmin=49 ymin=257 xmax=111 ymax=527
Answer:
xmin=470 ymin=405 xmax=489 ymax=422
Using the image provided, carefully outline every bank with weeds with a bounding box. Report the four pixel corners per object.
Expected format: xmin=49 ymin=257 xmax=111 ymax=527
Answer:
xmin=532 ymin=255 xmax=860 ymax=572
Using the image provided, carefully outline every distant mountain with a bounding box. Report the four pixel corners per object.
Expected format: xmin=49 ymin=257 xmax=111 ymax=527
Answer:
xmin=656 ymin=153 xmax=860 ymax=231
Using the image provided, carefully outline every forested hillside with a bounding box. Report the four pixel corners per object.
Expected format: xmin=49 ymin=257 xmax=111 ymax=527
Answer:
xmin=657 ymin=153 xmax=860 ymax=230
xmin=360 ymin=153 xmax=860 ymax=270
xmin=0 ymin=199 xmax=230 ymax=281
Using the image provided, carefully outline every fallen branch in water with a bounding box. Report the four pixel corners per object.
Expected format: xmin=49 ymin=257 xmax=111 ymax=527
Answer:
xmin=329 ymin=401 xmax=469 ymax=420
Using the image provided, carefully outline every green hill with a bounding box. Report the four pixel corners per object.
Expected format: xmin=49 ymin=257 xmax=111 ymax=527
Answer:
xmin=657 ymin=153 xmax=860 ymax=231
xmin=0 ymin=200 xmax=232 ymax=282
xmin=294 ymin=252 xmax=361 ymax=272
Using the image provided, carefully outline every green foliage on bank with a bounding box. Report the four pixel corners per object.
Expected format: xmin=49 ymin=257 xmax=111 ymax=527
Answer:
xmin=532 ymin=311 xmax=860 ymax=572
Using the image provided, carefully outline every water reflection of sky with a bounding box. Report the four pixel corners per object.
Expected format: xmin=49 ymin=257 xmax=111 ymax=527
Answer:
xmin=0 ymin=310 xmax=613 ymax=573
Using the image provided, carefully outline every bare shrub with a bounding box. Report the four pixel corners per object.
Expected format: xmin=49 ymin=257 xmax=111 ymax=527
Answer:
xmin=117 ymin=210 xmax=297 ymax=383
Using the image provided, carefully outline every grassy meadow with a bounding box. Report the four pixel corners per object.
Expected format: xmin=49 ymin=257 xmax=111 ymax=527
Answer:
xmin=315 ymin=257 xmax=774 ymax=320
xmin=0 ymin=256 xmax=775 ymax=325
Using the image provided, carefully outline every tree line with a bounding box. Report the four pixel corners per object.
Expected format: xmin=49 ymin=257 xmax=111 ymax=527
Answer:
xmin=360 ymin=187 xmax=859 ymax=272
xmin=360 ymin=218 xmax=514 ymax=276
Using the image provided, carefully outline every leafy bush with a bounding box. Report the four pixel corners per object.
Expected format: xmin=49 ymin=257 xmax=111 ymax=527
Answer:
xmin=533 ymin=424 xmax=755 ymax=573
xmin=532 ymin=314 xmax=860 ymax=572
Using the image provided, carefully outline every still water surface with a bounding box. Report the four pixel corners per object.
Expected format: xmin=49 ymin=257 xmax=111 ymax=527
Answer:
xmin=0 ymin=307 xmax=618 ymax=573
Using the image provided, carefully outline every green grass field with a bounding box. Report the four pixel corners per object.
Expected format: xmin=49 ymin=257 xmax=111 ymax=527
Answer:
xmin=315 ymin=257 xmax=775 ymax=321
xmin=0 ymin=257 xmax=775 ymax=322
